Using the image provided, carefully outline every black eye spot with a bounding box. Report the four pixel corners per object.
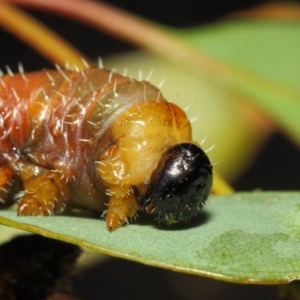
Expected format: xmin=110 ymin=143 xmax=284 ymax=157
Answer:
xmin=139 ymin=143 xmax=213 ymax=224
xmin=196 ymin=183 xmax=205 ymax=191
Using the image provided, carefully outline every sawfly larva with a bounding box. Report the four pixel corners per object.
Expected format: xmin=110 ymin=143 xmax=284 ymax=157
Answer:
xmin=0 ymin=67 xmax=213 ymax=230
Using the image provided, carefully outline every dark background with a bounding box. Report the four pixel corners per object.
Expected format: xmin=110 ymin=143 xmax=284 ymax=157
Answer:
xmin=0 ymin=0 xmax=299 ymax=299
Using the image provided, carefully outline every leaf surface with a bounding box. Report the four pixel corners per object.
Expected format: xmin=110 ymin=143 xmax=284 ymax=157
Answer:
xmin=1 ymin=192 xmax=300 ymax=284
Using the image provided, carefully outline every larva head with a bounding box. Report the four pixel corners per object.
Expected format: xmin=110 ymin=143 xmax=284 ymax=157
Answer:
xmin=139 ymin=143 xmax=212 ymax=224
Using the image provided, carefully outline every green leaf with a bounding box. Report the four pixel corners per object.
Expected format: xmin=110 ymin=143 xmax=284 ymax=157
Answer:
xmin=184 ymin=21 xmax=300 ymax=89
xmin=1 ymin=192 xmax=300 ymax=284
xmin=178 ymin=20 xmax=300 ymax=145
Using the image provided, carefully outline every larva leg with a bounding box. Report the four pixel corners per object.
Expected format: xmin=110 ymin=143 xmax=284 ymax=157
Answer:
xmin=105 ymin=186 xmax=139 ymax=230
xmin=0 ymin=164 xmax=14 ymax=206
xmin=17 ymin=163 xmax=71 ymax=216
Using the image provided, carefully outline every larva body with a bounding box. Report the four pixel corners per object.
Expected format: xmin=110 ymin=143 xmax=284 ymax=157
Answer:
xmin=0 ymin=67 xmax=212 ymax=230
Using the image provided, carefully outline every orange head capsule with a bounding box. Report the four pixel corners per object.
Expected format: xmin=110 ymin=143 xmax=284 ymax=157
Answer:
xmin=139 ymin=143 xmax=213 ymax=224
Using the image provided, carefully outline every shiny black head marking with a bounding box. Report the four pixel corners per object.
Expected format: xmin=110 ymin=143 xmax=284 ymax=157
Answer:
xmin=139 ymin=143 xmax=213 ymax=224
